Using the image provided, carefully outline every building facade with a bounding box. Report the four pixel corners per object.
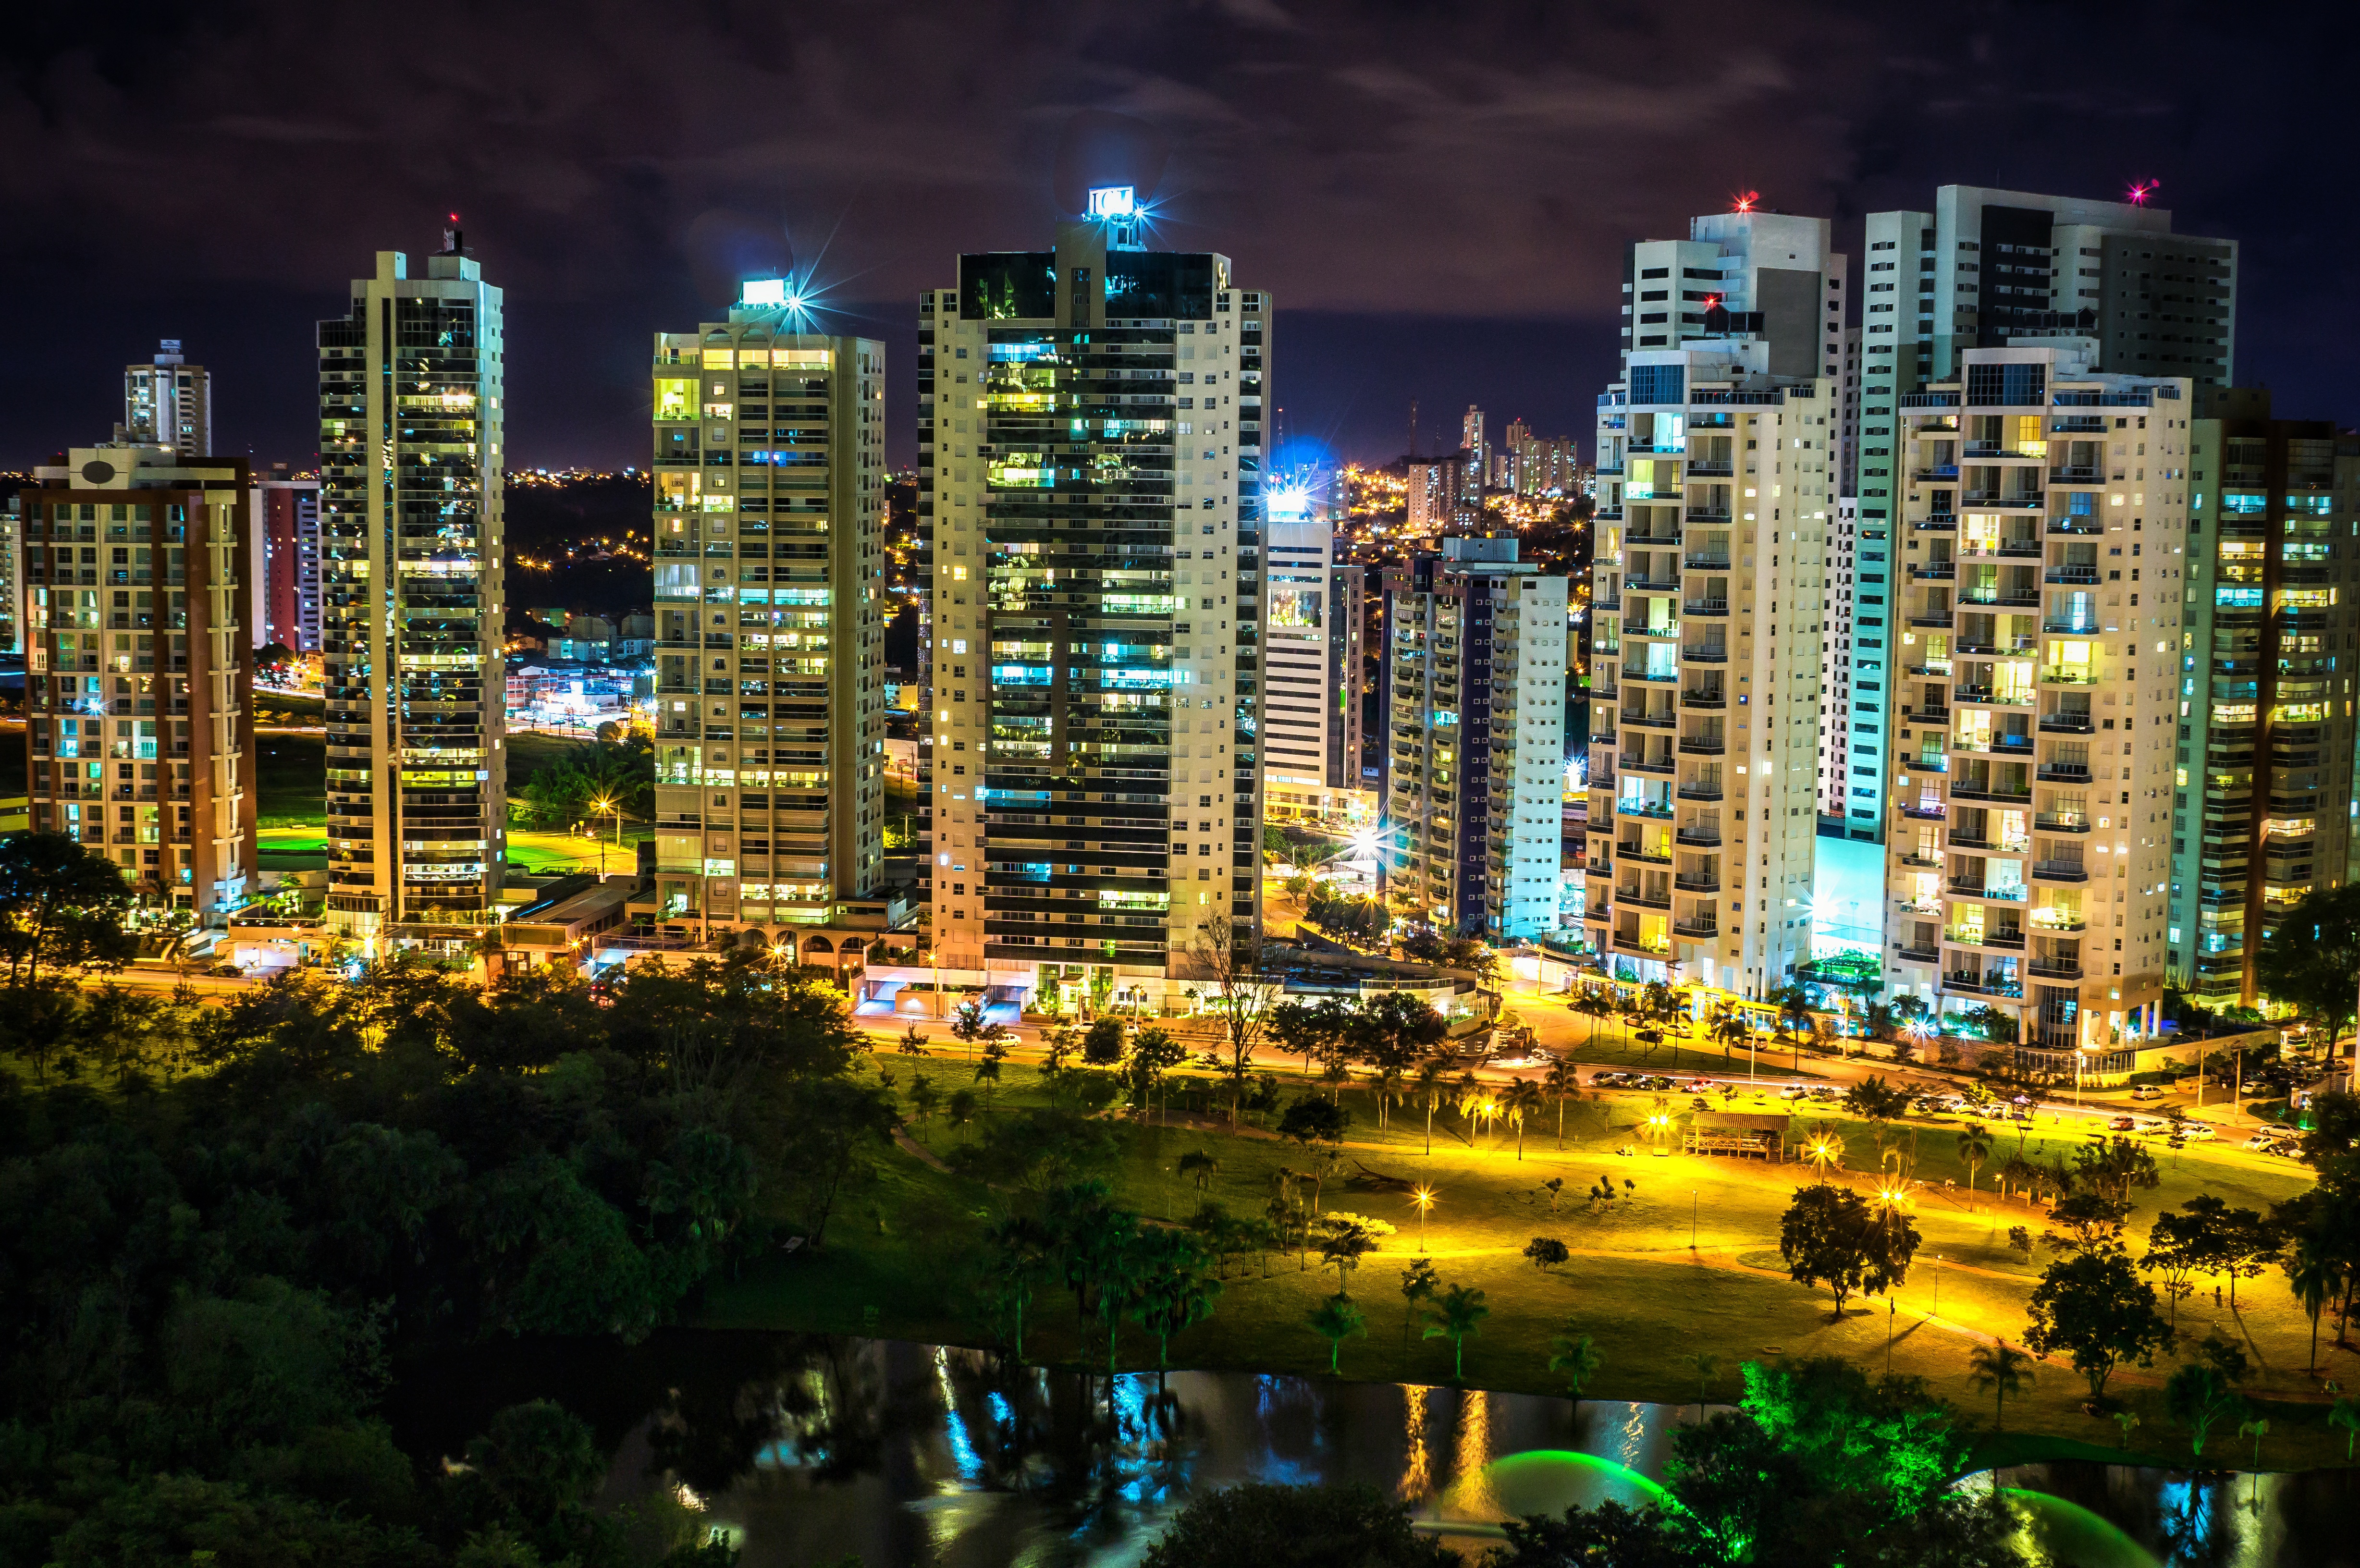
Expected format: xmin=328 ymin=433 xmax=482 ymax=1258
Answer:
xmin=316 ymin=244 xmax=507 ymax=940
xmin=1880 ymin=345 xmax=2190 ymax=1055
xmin=1384 ymin=536 xmax=1568 ymax=941
xmin=644 ymin=302 xmax=889 ymax=948
xmin=1408 ymin=453 xmax=1474 ymax=533
xmin=918 ymin=204 xmax=1266 ymax=1011
xmin=1587 ymin=343 xmax=1836 ymax=997
xmin=1849 ymin=187 xmax=2237 ymax=844
xmin=256 ymin=473 xmax=322 ymax=652
xmin=2168 ymin=391 xmax=2360 ymax=1006
xmin=1262 ymin=506 xmax=1372 ymax=825
xmin=21 ymin=445 xmax=255 ymax=919
xmin=124 ymin=341 xmax=211 ymax=456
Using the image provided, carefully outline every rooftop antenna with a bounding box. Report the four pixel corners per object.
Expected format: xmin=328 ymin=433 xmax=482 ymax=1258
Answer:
xmin=442 ymin=212 xmax=464 ymax=254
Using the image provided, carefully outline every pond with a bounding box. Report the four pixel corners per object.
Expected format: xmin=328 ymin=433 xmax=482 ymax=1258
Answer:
xmin=386 ymin=1331 xmax=2360 ymax=1567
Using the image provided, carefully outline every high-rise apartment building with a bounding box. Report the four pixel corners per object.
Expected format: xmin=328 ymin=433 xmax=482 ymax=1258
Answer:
xmin=1881 ymin=345 xmax=2189 ymax=1056
xmin=1817 ymin=496 xmax=1863 ymax=822
xmin=316 ymin=241 xmax=507 ymax=940
xmin=21 ymin=445 xmax=255 ymax=918
xmin=1263 ymin=500 xmax=1371 ymax=825
xmin=918 ymin=200 xmax=1266 ymax=1012
xmin=124 ymin=341 xmax=211 ymax=456
xmin=1383 ymin=536 xmax=1568 ymax=941
xmin=1849 ymin=187 xmax=2237 ymax=842
xmin=645 ymin=298 xmax=889 ymax=944
xmin=1462 ymin=406 xmax=1488 ymax=487
xmin=0 ymin=496 xmax=23 ymax=656
xmin=256 ymin=471 xmax=322 ymax=652
xmin=1587 ymin=341 xmax=1836 ymax=997
xmin=1621 ymin=211 xmax=1847 ymax=378
xmin=1408 ymin=453 xmax=1474 ymax=533
xmin=1503 ymin=418 xmax=1579 ymax=498
xmin=2168 ymin=391 xmax=2360 ymax=1007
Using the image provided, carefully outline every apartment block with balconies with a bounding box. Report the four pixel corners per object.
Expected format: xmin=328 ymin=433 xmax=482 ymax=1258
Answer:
xmin=1587 ymin=344 xmax=1835 ymax=999
xmin=1882 ymin=344 xmax=2190 ymax=1054
xmin=2168 ymin=392 xmax=2360 ymax=1007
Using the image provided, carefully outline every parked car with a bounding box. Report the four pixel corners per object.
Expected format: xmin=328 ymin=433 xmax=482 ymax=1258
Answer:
xmin=2241 ymin=1132 xmax=2281 ymax=1152
xmin=1779 ymin=1085 xmax=1812 ymax=1101
xmin=2107 ymin=1115 xmax=2137 ymax=1132
xmin=2180 ymin=1121 xmax=2217 ymax=1140
xmin=2130 ymin=1085 xmax=2164 ymax=1102
xmin=2133 ymin=1117 xmax=2173 ymax=1136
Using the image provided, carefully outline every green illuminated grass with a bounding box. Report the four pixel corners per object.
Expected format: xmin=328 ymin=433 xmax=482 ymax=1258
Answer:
xmin=703 ymin=1050 xmax=2348 ymax=1469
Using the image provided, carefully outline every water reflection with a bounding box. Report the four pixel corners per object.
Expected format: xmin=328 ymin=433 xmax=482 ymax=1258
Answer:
xmin=385 ymin=1332 xmax=2360 ymax=1567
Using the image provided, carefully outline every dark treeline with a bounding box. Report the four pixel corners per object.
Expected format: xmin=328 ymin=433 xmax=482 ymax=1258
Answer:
xmin=0 ymin=949 xmax=895 ymax=1567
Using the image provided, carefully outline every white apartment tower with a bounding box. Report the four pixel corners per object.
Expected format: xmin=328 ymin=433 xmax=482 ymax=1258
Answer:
xmin=1383 ymin=537 xmax=1568 ymax=941
xmin=1846 ymin=186 xmax=2235 ymax=841
xmin=918 ymin=199 xmax=1267 ymax=1012
xmin=1263 ymin=497 xmax=1370 ymax=825
xmin=125 ymin=341 xmax=211 ymax=456
xmin=316 ymin=242 xmax=506 ymax=939
xmin=1587 ymin=342 xmax=1836 ymax=997
xmin=1881 ymin=345 xmax=2189 ymax=1057
xmin=645 ymin=296 xmax=888 ymax=944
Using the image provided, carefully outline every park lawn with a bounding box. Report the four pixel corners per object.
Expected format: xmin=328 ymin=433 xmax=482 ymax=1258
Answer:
xmin=507 ymin=825 xmax=648 ymax=877
xmin=256 ymin=732 xmax=328 ymax=827
xmin=704 ymin=1048 xmax=2352 ymax=1470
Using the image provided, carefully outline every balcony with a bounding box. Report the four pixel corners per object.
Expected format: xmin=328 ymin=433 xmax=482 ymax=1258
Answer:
xmin=1681 ymin=646 xmax=1729 ymax=664
xmin=1897 ymin=944 xmax=1939 ymax=963
xmin=1904 ymin=705 xmax=1951 ymax=724
xmin=2038 ymin=712 xmax=2095 ymax=735
xmin=1622 ymin=665 xmax=1679 ymax=685
xmin=1996 ymin=539 xmax=2043 ymax=558
xmin=1673 ymin=874 xmax=1721 ymax=893
xmin=2042 ymin=619 xmax=2102 ymax=637
xmin=2032 ymin=860 xmax=2090 ymax=883
xmin=1613 ymin=933 xmax=1672 ymax=959
xmin=1681 ymin=687 xmax=1726 ymax=709
xmin=1617 ymin=798 xmax=1675 ymax=820
xmin=1911 ymin=563 xmax=1957 ymax=581
xmin=1684 ymin=554 xmax=1732 ymax=570
xmin=2043 ymin=566 xmax=2100 ymax=585
xmin=1900 ymin=800 xmax=1947 ymax=820
xmin=2028 ymin=960 xmax=2084 ymax=980
xmin=2040 ymin=665 xmax=2099 ymax=686
xmin=1945 ymin=973 xmax=2024 ymax=999
xmin=1672 ymin=918 xmax=1721 ymax=939
xmin=2047 ymin=466 xmax=2104 ymax=483
xmin=2034 ymin=813 xmax=2091 ymax=834
xmin=1687 ymin=461 xmax=1734 ymax=478
xmin=1622 ymin=710 xmax=1677 ymax=730
xmin=1620 ymin=753 xmax=1676 ymax=776
xmin=1675 ymin=826 xmax=1722 ymax=847
xmin=1618 ymin=887 xmax=1672 ymax=911
xmin=1617 ymin=842 xmax=1672 ymax=865
xmin=1677 ymin=782 xmax=1724 ymax=802
xmin=1914 ymin=516 xmax=1959 ymax=532
xmin=2047 ymin=517 xmax=2102 ymax=536
xmin=1910 ymin=612 xmax=1954 ymax=629
xmin=1683 ymin=599 xmax=1729 ymax=618
xmin=1911 ymin=466 xmax=1961 ymax=482
xmin=1678 ymin=737 xmax=1728 ymax=756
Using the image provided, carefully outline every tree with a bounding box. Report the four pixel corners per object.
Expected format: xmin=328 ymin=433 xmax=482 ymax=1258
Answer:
xmin=907 ymin=1073 xmax=939 ymax=1139
xmin=1498 ymin=1078 xmax=1543 ymax=1159
xmin=1680 ymin=1352 xmax=1721 ymax=1423
xmin=983 ymin=1214 xmax=1053 ymax=1360
xmin=2332 ymin=1397 xmax=2360 ymax=1462
xmin=1398 ymin=1257 xmax=1438 ymax=1362
xmin=2176 ymin=1193 xmax=2282 ymax=1309
xmin=1967 ymin=1342 xmax=2035 ymax=1431
xmin=776 ymin=1077 xmax=902 ymax=1249
xmin=2164 ymin=1341 xmax=2250 ymax=1458
xmin=2043 ymin=1190 xmax=2131 ymax=1253
xmin=2072 ymin=1136 xmax=2162 ymax=1213
xmin=1081 ymin=1015 xmax=1127 ymax=1066
xmin=944 ymin=1088 xmax=978 ymax=1142
xmin=1139 ymin=1483 xmax=1459 ymax=1568
xmin=0 ymin=832 xmax=133 ymax=987
xmin=1777 ymin=1185 xmax=1919 ymax=1320
xmin=1955 ymin=1123 xmax=1992 ymax=1194
xmin=1523 ymin=1236 xmax=1570 ymax=1272
xmin=1839 ymin=1075 xmax=1912 ymax=1165
xmin=1129 ymin=1026 xmax=1189 ymax=1123
xmin=1308 ymin=1294 xmax=1366 ymax=1374
xmin=1312 ymin=1213 xmax=1390 ymax=1296
xmin=1421 ymin=1283 xmax=1488 ymax=1381
xmin=1178 ymin=1150 xmax=1219 ymax=1192
xmin=1547 ymin=1326 xmax=1604 ymax=1420
xmin=897 ymin=1021 xmax=929 ymax=1055
xmin=1412 ymin=1057 xmax=1455 ymax=1156
xmin=2023 ymin=1245 xmax=2174 ymax=1403
xmin=2140 ymin=1213 xmax=2206 ymax=1326
xmin=1186 ymin=911 xmax=1278 ymax=1125
xmin=1542 ymin=1053 xmax=1585 ymax=1148
xmin=1129 ymin=1228 xmax=1221 ymax=1387
xmin=2256 ymin=882 xmax=2360 ymax=1074
xmin=2285 ymin=1234 xmax=2340 ymax=1375
xmin=1277 ymin=1097 xmax=1350 ymax=1210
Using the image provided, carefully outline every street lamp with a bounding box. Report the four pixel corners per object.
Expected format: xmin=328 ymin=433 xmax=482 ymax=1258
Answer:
xmin=589 ymin=794 xmax=619 ymax=878
xmin=1411 ymin=1185 xmax=1436 ymax=1251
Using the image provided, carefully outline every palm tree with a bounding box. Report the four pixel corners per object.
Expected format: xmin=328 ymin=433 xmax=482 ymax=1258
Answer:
xmin=1179 ymin=1150 xmax=1220 ymax=1192
xmin=2331 ymin=1396 xmax=2360 ymax=1461
xmin=1310 ymin=1294 xmax=1367 ymax=1374
xmin=1414 ymin=1057 xmax=1453 ymax=1156
xmin=1967 ymin=1342 xmax=2035 ymax=1431
xmin=1680 ymin=1352 xmax=1721 ymax=1422
xmin=1130 ymin=1231 xmax=1223 ymax=1392
xmin=2286 ymin=1237 xmax=2339 ymax=1376
xmin=1422 ymin=1284 xmax=1489 ymax=1382
xmin=1500 ymin=1079 xmax=1543 ymax=1160
xmin=1547 ymin=1325 xmax=1604 ymax=1423
xmin=1710 ymin=1007 xmax=1750 ymax=1075
xmin=984 ymin=1214 xmax=1054 ymax=1360
xmin=1956 ymin=1123 xmax=1993 ymax=1194
xmin=1542 ymin=1054 xmax=1584 ymax=1148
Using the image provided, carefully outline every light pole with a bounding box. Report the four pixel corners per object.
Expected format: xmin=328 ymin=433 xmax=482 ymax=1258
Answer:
xmin=1412 ymin=1185 xmax=1436 ymax=1252
xmin=589 ymin=794 xmax=616 ymax=878
xmin=1933 ymin=1254 xmax=1942 ymax=1318
xmin=1690 ymin=1188 xmax=1697 ymax=1250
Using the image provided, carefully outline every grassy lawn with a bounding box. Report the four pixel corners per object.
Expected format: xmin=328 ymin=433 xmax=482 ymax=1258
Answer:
xmin=257 ymin=731 xmax=327 ymax=827
xmin=702 ymin=1053 xmax=2347 ymax=1470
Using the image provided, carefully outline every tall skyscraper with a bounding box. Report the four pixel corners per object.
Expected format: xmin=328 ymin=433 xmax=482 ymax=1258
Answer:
xmin=919 ymin=198 xmax=1266 ymax=1011
xmin=645 ymin=298 xmax=888 ymax=944
xmin=2168 ymin=391 xmax=2360 ymax=1007
xmin=1382 ymin=536 xmax=1568 ymax=941
xmin=1621 ymin=210 xmax=1848 ymax=378
xmin=21 ymin=444 xmax=255 ymax=917
xmin=1407 ymin=453 xmax=1473 ymax=533
xmin=255 ymin=470 xmax=322 ymax=652
xmin=0 ymin=496 xmax=23 ymax=656
xmin=1881 ymin=345 xmax=2189 ymax=1056
xmin=1462 ymin=405 xmax=1488 ymax=486
xmin=124 ymin=341 xmax=211 ymax=456
xmin=1263 ymin=491 xmax=1370 ymax=825
xmin=1587 ymin=339 xmax=1836 ymax=997
xmin=1848 ymin=187 xmax=2237 ymax=842
xmin=316 ymin=240 xmax=507 ymax=941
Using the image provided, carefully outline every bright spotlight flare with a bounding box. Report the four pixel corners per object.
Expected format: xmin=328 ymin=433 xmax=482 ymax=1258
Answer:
xmin=2126 ymin=179 xmax=2161 ymax=206
xmin=1730 ymin=189 xmax=1761 ymax=214
xmin=739 ymin=277 xmax=810 ymax=313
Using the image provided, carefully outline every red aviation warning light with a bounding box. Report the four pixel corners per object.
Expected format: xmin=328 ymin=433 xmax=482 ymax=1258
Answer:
xmin=2126 ymin=180 xmax=2160 ymax=206
xmin=1730 ymin=190 xmax=1760 ymax=214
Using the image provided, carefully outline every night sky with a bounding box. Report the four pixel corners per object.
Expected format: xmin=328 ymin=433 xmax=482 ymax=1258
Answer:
xmin=4 ymin=0 xmax=2355 ymax=475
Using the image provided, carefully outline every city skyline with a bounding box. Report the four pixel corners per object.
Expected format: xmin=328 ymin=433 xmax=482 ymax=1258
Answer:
xmin=2 ymin=3 xmax=2356 ymax=470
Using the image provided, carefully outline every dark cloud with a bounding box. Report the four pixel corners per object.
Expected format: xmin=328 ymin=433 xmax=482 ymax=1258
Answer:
xmin=0 ymin=0 xmax=2354 ymax=468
